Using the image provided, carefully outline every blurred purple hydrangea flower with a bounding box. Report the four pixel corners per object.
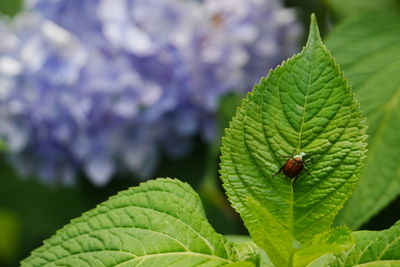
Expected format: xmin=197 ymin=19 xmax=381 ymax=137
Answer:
xmin=0 ymin=0 xmax=301 ymax=186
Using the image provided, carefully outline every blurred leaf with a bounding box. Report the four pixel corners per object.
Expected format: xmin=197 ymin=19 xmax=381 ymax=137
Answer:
xmin=22 ymin=178 xmax=259 ymax=266
xmin=326 ymin=220 xmax=400 ymax=266
xmin=0 ymin=0 xmax=22 ymax=16
xmin=220 ymin=15 xmax=366 ymax=267
xmin=0 ymin=139 xmax=7 ymax=152
xmin=324 ymin=0 xmax=400 ymax=19
xmin=326 ymin=15 xmax=400 ymax=229
xmin=197 ymin=93 xmax=244 ymax=235
xmin=0 ymin=209 xmax=21 ymax=262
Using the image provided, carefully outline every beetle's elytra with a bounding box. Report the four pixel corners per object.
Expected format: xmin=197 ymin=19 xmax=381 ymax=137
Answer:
xmin=273 ymin=151 xmax=311 ymax=190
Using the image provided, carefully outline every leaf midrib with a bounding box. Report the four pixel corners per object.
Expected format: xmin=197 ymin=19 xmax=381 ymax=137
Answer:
xmin=39 ymin=250 xmax=233 ymax=267
xmin=116 ymin=251 xmax=234 ymax=267
xmin=296 ymin=67 xmax=312 ymax=153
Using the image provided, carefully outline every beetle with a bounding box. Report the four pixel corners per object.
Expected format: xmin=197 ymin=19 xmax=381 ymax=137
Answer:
xmin=273 ymin=151 xmax=312 ymax=190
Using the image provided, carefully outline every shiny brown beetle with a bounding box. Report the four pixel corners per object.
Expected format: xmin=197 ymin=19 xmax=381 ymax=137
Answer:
xmin=273 ymin=151 xmax=311 ymax=190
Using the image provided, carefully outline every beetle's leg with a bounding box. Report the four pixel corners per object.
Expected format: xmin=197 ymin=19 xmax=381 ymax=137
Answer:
xmin=303 ymin=164 xmax=310 ymax=171
xmin=303 ymin=164 xmax=315 ymax=178
xmin=272 ymin=165 xmax=284 ymax=177
xmin=304 ymin=157 xmax=312 ymax=163
xmin=292 ymin=176 xmax=298 ymax=192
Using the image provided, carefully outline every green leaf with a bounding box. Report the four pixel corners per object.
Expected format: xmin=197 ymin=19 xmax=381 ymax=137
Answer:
xmin=225 ymin=236 xmax=274 ymax=267
xmin=325 ymin=15 xmax=400 ymax=229
xmin=21 ymin=178 xmax=258 ymax=267
xmin=0 ymin=139 xmax=7 ymax=151
xmin=306 ymin=254 xmax=334 ymax=267
xmin=326 ymin=220 xmax=400 ymax=266
xmin=246 ymin=198 xmax=353 ymax=267
xmin=294 ymin=227 xmax=352 ymax=266
xmin=354 ymin=261 xmax=400 ymax=267
xmin=220 ymin=14 xmax=367 ymax=267
xmin=325 ymin=0 xmax=400 ymax=20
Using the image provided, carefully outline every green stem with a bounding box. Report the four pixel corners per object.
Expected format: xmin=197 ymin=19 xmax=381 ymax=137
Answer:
xmin=288 ymin=250 xmax=294 ymax=267
xmin=198 ymin=142 xmax=236 ymax=220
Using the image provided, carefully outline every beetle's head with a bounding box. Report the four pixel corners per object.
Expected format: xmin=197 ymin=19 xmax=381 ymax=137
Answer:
xmin=293 ymin=151 xmax=308 ymax=161
xmin=299 ymin=152 xmax=307 ymax=157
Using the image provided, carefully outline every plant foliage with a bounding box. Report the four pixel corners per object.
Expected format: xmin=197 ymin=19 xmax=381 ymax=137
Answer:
xmin=21 ymin=179 xmax=259 ymax=266
xmin=21 ymin=15 xmax=379 ymax=267
xmin=326 ymin=220 xmax=400 ymax=266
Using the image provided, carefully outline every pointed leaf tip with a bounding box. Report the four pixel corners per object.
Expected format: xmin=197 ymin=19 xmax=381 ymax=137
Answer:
xmin=307 ymin=14 xmax=322 ymax=47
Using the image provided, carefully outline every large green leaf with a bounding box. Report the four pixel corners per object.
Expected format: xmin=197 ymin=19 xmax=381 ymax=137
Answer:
xmin=325 ymin=15 xmax=400 ymax=229
xmin=21 ymin=178 xmax=258 ymax=267
xmin=220 ymin=15 xmax=367 ymax=267
xmin=326 ymin=220 xmax=400 ymax=266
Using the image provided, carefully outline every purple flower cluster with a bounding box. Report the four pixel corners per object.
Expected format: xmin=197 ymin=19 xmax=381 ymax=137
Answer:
xmin=0 ymin=0 xmax=301 ymax=186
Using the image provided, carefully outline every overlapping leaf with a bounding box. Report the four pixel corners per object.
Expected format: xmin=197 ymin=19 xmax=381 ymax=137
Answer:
xmin=220 ymin=15 xmax=367 ymax=267
xmin=21 ymin=178 xmax=259 ymax=267
xmin=225 ymin=236 xmax=274 ymax=267
xmin=326 ymin=15 xmax=400 ymax=229
xmin=326 ymin=220 xmax=400 ymax=266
